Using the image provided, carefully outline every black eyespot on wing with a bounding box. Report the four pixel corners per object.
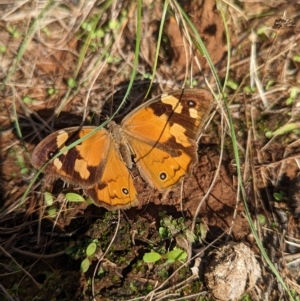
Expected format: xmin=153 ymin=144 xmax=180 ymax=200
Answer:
xmin=122 ymin=187 xmax=129 ymax=195
xmin=159 ymin=172 xmax=167 ymax=181
xmin=48 ymin=150 xmax=57 ymax=159
xmin=186 ymin=99 xmax=196 ymax=107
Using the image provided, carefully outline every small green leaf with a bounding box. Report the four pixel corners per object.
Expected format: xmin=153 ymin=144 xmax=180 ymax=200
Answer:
xmin=199 ymin=222 xmax=207 ymax=239
xmin=85 ymin=197 xmax=95 ymax=205
xmin=93 ymin=28 xmax=105 ymax=38
xmin=293 ymin=55 xmax=300 ymax=63
xmin=47 ymin=87 xmax=57 ymax=95
xmin=163 ymin=217 xmax=175 ymax=230
xmin=106 ymin=56 xmax=114 ymax=63
xmin=42 ymin=26 xmax=50 ymax=36
xmin=67 ymin=78 xmax=76 ymax=88
xmin=23 ymin=96 xmax=33 ymax=104
xmin=273 ymin=191 xmax=288 ymax=202
xmin=81 ymin=21 xmax=93 ymax=32
xmin=146 ymin=284 xmax=153 ymax=293
xmin=265 ymin=131 xmax=273 ymax=138
xmin=16 ymin=151 xmax=25 ymax=166
xmin=142 ymin=73 xmax=152 ymax=79
xmin=273 ymin=192 xmax=283 ymax=201
xmin=240 ymin=293 xmax=252 ymax=301
xmin=185 ymin=229 xmax=195 ymax=243
xmin=108 ymin=20 xmax=118 ymax=30
xmin=178 ymin=217 xmax=184 ymax=224
xmin=65 ymin=192 xmax=85 ymax=202
xmin=7 ymin=25 xmax=20 ymax=38
xmin=44 ymin=191 xmax=54 ymax=206
xmin=81 ymin=258 xmax=90 ymax=273
xmin=286 ymin=97 xmax=294 ymax=105
xmin=20 ymin=167 xmax=29 ymax=174
xmin=129 ymin=282 xmax=138 ymax=292
xmin=164 ymin=249 xmax=187 ymax=261
xmin=159 ymin=227 xmax=168 ymax=238
xmin=47 ymin=206 xmax=57 ymax=218
xmin=256 ymin=25 xmax=268 ymax=35
xmin=266 ymin=80 xmax=275 ymax=90
xmin=243 ymin=86 xmax=251 ymax=93
xmin=257 ymin=214 xmax=266 ymax=225
xmin=290 ymin=87 xmax=299 ymax=98
xmin=143 ymin=252 xmax=161 ymax=263
xmin=226 ymin=80 xmax=238 ymax=90
xmin=86 ymin=242 xmax=97 ymax=257
xmin=286 ymin=87 xmax=299 ymax=105
xmin=97 ymin=266 xmax=105 ymax=276
xmin=0 ymin=45 xmax=6 ymax=53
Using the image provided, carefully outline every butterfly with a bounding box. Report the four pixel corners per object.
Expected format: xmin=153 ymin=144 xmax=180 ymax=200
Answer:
xmin=31 ymin=89 xmax=213 ymax=210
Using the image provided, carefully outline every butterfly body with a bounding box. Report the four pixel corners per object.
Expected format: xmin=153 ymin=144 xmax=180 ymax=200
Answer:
xmin=32 ymin=89 xmax=213 ymax=210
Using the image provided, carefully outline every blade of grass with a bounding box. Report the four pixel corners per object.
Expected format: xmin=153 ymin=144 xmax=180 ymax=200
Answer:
xmin=146 ymin=0 xmax=169 ymax=97
xmin=217 ymin=1 xmax=231 ymax=92
xmin=177 ymin=3 xmax=222 ymax=91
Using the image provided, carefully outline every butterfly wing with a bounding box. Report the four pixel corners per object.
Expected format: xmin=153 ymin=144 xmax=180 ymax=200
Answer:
xmin=31 ymin=127 xmax=137 ymax=209
xmin=121 ymin=89 xmax=213 ymax=190
xmin=32 ymin=127 xmax=110 ymax=187
xmin=85 ymin=140 xmax=138 ymax=210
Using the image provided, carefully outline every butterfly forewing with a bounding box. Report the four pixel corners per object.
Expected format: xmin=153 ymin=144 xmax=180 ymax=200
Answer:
xmin=31 ymin=127 xmax=111 ymax=188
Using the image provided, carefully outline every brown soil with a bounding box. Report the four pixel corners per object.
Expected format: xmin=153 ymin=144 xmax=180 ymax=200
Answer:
xmin=1 ymin=1 xmax=300 ymax=301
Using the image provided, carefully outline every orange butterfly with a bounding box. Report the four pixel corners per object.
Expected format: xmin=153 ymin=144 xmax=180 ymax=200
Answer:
xmin=31 ymin=89 xmax=213 ymax=210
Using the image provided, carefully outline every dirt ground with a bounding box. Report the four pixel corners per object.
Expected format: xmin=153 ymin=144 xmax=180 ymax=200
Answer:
xmin=1 ymin=1 xmax=300 ymax=300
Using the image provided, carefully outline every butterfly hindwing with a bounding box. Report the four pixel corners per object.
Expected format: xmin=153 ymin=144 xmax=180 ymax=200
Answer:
xmin=122 ymin=136 xmax=192 ymax=190
xmin=85 ymin=140 xmax=137 ymax=210
xmin=121 ymin=89 xmax=213 ymax=190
